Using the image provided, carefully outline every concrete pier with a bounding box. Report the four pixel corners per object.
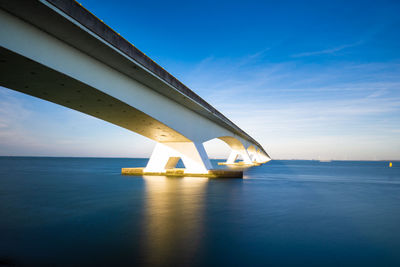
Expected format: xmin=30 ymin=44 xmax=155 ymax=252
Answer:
xmin=121 ymin=167 xmax=243 ymax=178
xmin=218 ymin=161 xmax=261 ymax=167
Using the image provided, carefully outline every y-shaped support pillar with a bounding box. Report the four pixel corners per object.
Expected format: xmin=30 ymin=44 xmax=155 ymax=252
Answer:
xmin=144 ymin=142 xmax=212 ymax=174
xmin=258 ymin=150 xmax=271 ymax=163
xmin=218 ymin=136 xmax=253 ymax=165
xmin=226 ymin=148 xmax=253 ymax=164
xmin=247 ymin=147 xmax=271 ymax=163
xmin=247 ymin=146 xmax=263 ymax=163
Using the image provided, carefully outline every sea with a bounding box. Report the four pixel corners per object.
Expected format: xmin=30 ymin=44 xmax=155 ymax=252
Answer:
xmin=0 ymin=157 xmax=399 ymax=266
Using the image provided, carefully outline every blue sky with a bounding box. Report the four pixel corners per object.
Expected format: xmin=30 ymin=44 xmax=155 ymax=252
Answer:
xmin=1 ymin=0 xmax=400 ymax=160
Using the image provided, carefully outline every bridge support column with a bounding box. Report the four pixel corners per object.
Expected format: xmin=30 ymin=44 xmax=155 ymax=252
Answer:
xmin=144 ymin=142 xmax=212 ymax=174
xmin=247 ymin=146 xmax=262 ymax=163
xmin=258 ymin=151 xmax=271 ymax=163
xmin=226 ymin=149 xmax=253 ymax=165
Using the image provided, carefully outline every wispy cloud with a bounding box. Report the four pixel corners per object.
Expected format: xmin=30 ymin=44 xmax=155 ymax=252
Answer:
xmin=291 ymin=41 xmax=364 ymax=58
xmin=176 ymin=52 xmax=400 ymax=160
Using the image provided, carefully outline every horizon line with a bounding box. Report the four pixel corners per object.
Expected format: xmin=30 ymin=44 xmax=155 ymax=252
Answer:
xmin=0 ymin=155 xmax=398 ymax=162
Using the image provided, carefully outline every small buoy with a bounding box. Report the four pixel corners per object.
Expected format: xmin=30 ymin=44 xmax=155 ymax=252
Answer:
xmin=389 ymin=162 xmax=392 ymax=167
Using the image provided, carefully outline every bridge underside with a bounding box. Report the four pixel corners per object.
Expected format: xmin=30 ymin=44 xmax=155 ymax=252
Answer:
xmin=0 ymin=47 xmax=188 ymax=142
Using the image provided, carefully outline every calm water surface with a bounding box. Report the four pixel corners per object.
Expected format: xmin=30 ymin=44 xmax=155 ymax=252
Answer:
xmin=0 ymin=157 xmax=399 ymax=266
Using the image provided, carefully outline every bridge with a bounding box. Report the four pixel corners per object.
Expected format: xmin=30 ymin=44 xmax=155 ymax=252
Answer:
xmin=0 ymin=0 xmax=270 ymax=177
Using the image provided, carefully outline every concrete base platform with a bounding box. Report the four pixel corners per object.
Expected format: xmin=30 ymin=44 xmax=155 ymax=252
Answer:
xmin=121 ymin=167 xmax=243 ymax=178
xmin=218 ymin=161 xmax=261 ymax=167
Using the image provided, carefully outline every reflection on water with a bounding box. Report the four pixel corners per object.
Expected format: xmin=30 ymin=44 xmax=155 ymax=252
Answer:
xmin=141 ymin=176 xmax=207 ymax=266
